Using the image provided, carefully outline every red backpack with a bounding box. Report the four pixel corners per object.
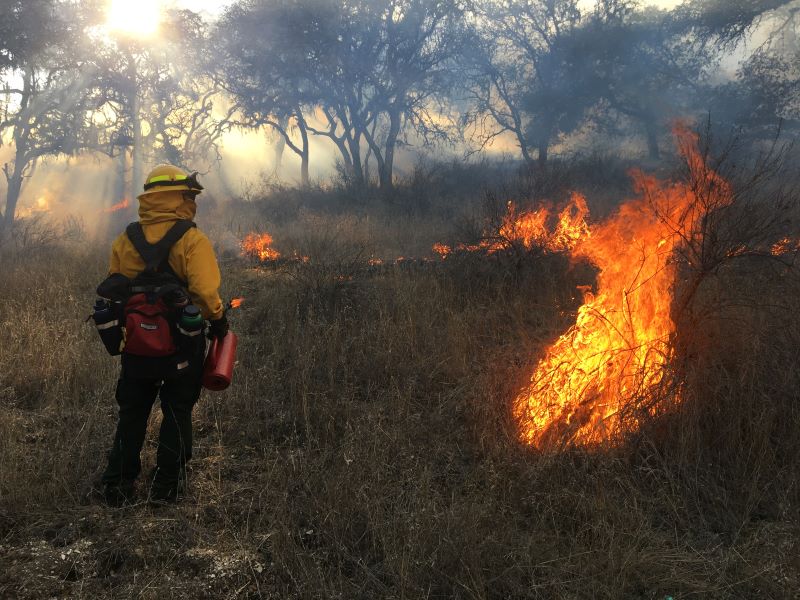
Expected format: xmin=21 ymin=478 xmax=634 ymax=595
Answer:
xmin=122 ymin=220 xmax=196 ymax=357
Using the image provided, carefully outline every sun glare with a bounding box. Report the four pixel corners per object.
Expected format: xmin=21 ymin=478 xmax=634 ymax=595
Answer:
xmin=106 ymin=0 xmax=162 ymax=38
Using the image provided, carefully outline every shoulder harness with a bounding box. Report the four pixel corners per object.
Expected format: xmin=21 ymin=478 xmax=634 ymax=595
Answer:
xmin=125 ymin=220 xmax=196 ymax=289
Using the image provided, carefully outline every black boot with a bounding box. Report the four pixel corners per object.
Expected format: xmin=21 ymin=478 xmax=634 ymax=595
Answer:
xmin=104 ymin=481 xmax=135 ymax=507
xmin=148 ymin=475 xmax=185 ymax=506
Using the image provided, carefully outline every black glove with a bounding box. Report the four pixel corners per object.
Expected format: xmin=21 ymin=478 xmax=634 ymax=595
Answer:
xmin=208 ymin=314 xmax=229 ymax=340
xmin=96 ymin=273 xmax=131 ymax=302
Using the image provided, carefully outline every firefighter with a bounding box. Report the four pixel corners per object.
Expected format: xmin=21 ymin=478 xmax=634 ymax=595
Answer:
xmin=100 ymin=164 xmax=228 ymax=506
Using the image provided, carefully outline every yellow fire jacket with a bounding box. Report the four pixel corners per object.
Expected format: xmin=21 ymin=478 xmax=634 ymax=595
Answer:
xmin=108 ymin=190 xmax=224 ymax=320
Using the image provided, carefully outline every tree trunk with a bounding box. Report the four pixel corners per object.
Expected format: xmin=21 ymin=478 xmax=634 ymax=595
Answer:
xmin=346 ymin=133 xmax=364 ymax=186
xmin=363 ymin=148 xmax=372 ymax=183
xmin=296 ymin=113 xmax=310 ymax=187
xmin=513 ymin=128 xmax=533 ymax=164
xmin=268 ymin=111 xmax=311 ymax=187
xmin=128 ymin=51 xmax=143 ymax=194
xmin=273 ymin=116 xmax=288 ymax=171
xmin=364 ymin=129 xmax=384 ymax=188
xmin=333 ymin=137 xmax=354 ymax=175
xmin=537 ymin=140 xmax=549 ymax=166
xmin=508 ymin=105 xmax=532 ymax=164
xmin=340 ymin=106 xmax=365 ymax=186
xmin=2 ymin=69 xmax=32 ymax=232
xmin=300 ymin=152 xmax=309 ymax=187
xmin=2 ymin=167 xmax=24 ymax=232
xmin=114 ymin=151 xmax=127 ymax=203
xmin=379 ymin=111 xmax=401 ymax=190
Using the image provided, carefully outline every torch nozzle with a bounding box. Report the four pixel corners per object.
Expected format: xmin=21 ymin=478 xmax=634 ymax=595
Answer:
xmin=227 ymin=297 xmax=245 ymax=312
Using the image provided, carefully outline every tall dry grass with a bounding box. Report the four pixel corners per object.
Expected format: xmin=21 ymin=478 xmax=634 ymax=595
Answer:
xmin=0 ymin=155 xmax=798 ymax=598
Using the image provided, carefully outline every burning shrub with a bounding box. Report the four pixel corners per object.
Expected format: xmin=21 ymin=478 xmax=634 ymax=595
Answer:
xmin=241 ymin=232 xmax=281 ymax=262
xmin=513 ymin=127 xmax=800 ymax=450
xmin=432 ymin=193 xmax=590 ymax=260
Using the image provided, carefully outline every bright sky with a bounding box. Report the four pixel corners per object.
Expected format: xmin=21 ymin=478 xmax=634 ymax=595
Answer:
xmin=107 ymin=0 xmax=160 ymax=36
xmin=173 ymin=0 xmax=232 ymax=17
xmin=577 ymin=0 xmax=681 ymax=9
xmin=104 ymin=1 xmax=229 ymax=38
xmin=177 ymin=0 xmax=685 ymax=19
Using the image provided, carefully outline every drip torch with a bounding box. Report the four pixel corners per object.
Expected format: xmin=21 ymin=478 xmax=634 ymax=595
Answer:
xmin=202 ymin=298 xmax=244 ymax=391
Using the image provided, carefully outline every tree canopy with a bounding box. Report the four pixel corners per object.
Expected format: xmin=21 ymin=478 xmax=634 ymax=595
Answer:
xmin=1 ymin=0 xmax=798 ymax=223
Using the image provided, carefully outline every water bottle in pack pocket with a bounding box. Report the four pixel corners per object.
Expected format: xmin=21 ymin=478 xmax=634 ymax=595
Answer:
xmin=91 ymin=298 xmax=124 ymax=356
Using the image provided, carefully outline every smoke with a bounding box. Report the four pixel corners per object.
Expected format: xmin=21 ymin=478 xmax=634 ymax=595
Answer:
xmin=212 ymin=125 xmax=340 ymax=193
xmin=2 ymin=0 xmax=797 ymax=237
xmin=0 ymin=129 xmax=337 ymax=239
xmin=2 ymin=154 xmax=119 ymax=237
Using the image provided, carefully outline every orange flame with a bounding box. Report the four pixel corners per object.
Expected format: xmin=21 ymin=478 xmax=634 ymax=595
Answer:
xmin=432 ymin=193 xmax=590 ymax=258
xmin=496 ymin=194 xmax=590 ymax=253
xmin=241 ymin=232 xmax=281 ymax=262
xmin=17 ymin=195 xmax=52 ymax=218
xmin=771 ymin=237 xmax=800 ymax=255
xmin=230 ymin=297 xmax=245 ymax=309
xmin=105 ymin=198 xmax=130 ymax=213
xmin=514 ymin=128 xmax=730 ymax=449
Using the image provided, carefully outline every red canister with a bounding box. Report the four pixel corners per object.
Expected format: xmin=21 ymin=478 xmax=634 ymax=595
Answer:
xmin=202 ymin=331 xmax=238 ymax=391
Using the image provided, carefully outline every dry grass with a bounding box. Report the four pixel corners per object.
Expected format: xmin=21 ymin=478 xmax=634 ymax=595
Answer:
xmin=0 ymin=162 xmax=799 ymax=599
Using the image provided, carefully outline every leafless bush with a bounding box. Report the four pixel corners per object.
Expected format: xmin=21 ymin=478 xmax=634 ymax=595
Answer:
xmin=279 ymin=214 xmax=377 ymax=322
xmin=611 ymin=127 xmax=800 ymax=532
xmin=1 ymin=213 xmax=61 ymax=254
xmin=0 ymin=214 xmax=88 ymax=258
xmin=61 ymin=214 xmax=87 ymax=244
xmin=661 ymin=126 xmax=799 ymax=390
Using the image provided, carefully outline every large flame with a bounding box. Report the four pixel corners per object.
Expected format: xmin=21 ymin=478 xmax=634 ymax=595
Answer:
xmin=499 ymin=192 xmax=590 ymax=253
xmin=433 ymin=192 xmax=589 ymax=258
xmin=515 ymin=128 xmax=731 ymax=449
xmin=241 ymin=232 xmax=281 ymax=262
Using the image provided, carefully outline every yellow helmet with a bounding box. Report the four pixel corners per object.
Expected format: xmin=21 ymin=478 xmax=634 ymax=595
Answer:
xmin=138 ymin=164 xmax=204 ymax=199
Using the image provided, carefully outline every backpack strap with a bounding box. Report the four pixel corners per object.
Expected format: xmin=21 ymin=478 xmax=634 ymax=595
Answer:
xmin=125 ymin=220 xmax=197 ymax=274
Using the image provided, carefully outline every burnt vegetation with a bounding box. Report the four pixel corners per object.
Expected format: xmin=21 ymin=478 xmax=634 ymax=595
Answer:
xmin=2 ymin=0 xmax=800 ymax=599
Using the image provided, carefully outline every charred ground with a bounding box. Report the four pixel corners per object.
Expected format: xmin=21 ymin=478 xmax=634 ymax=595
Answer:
xmin=1 ymin=155 xmax=799 ymax=599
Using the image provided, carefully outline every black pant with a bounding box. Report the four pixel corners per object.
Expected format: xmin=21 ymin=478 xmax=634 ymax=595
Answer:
xmin=102 ymin=370 xmax=202 ymax=496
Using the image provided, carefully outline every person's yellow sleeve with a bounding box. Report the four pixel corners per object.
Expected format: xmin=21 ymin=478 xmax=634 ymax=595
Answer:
xmin=109 ymin=234 xmax=123 ymax=274
xmin=184 ymin=231 xmax=225 ymax=320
